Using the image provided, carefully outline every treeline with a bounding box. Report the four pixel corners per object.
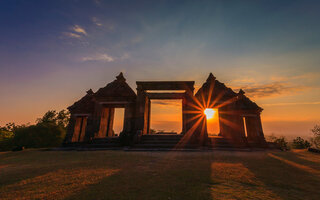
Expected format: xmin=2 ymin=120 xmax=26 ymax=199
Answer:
xmin=267 ymin=124 xmax=320 ymax=151
xmin=0 ymin=110 xmax=69 ymax=151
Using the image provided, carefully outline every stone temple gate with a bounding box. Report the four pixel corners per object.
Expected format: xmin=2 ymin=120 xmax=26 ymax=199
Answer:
xmin=64 ymin=73 xmax=267 ymax=148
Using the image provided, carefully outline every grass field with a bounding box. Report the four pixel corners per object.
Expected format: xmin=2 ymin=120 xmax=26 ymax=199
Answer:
xmin=1 ymin=149 xmax=320 ymax=200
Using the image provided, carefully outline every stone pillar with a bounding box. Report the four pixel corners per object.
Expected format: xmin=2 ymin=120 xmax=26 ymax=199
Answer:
xmin=256 ymin=114 xmax=264 ymax=138
xmin=84 ymin=115 xmax=94 ymax=141
xmin=135 ymin=87 xmax=149 ymax=134
xmin=107 ymin=108 xmax=115 ymax=137
xmin=64 ymin=114 xmax=76 ymax=143
xmin=245 ymin=116 xmax=259 ymax=142
xmin=72 ymin=117 xmax=82 ymax=142
xmin=147 ymin=99 xmax=151 ymax=134
xmin=97 ymin=107 xmax=109 ymax=138
xmin=78 ymin=117 xmax=87 ymax=142
xmin=182 ymin=97 xmax=187 ymax=134
xmin=123 ymin=103 xmax=133 ymax=133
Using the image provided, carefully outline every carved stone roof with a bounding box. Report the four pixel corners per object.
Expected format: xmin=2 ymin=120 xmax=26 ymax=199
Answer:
xmin=195 ymin=73 xmax=238 ymax=103
xmin=68 ymin=89 xmax=95 ymax=114
xmin=236 ymin=90 xmax=263 ymax=112
xmin=94 ymin=72 xmax=136 ymax=101
xmin=195 ymin=73 xmax=262 ymax=112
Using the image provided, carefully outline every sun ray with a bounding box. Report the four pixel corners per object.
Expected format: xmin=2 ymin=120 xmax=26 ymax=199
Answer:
xmin=219 ymin=117 xmax=240 ymax=130
xmin=175 ymin=115 xmax=204 ymax=148
xmin=206 ymin=79 xmax=215 ymax=108
xmin=215 ymin=96 xmax=238 ymax=108
xmin=208 ymin=91 xmax=225 ymax=108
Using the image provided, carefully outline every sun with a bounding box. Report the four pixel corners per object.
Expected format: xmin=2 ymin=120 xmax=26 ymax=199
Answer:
xmin=204 ymin=108 xmax=215 ymax=120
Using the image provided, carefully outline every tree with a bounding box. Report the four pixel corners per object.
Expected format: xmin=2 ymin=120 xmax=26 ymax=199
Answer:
xmin=0 ymin=109 xmax=70 ymax=151
xmin=36 ymin=110 xmax=70 ymax=128
xmin=267 ymin=134 xmax=289 ymax=151
xmin=311 ymin=124 xmax=320 ymax=149
xmin=292 ymin=137 xmax=311 ymax=149
xmin=0 ymin=130 xmax=14 ymax=151
xmin=13 ymin=123 xmax=66 ymax=148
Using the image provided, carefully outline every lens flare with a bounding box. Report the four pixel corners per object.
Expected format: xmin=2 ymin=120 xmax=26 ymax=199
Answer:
xmin=204 ymin=108 xmax=215 ymax=120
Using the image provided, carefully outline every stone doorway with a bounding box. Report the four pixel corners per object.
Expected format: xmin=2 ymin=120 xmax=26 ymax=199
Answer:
xmin=97 ymin=106 xmax=126 ymax=138
xmin=135 ymin=81 xmax=195 ymax=135
xmin=205 ymin=108 xmax=220 ymax=136
xmin=150 ymin=99 xmax=183 ymax=134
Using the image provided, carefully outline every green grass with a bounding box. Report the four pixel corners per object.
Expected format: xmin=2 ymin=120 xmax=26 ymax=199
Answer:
xmin=1 ymin=149 xmax=320 ymax=200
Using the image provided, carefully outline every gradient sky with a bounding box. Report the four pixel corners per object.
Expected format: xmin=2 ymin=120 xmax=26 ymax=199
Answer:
xmin=1 ymin=0 xmax=320 ymax=139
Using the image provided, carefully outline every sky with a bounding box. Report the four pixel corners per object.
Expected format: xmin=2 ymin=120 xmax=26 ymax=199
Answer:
xmin=0 ymin=0 xmax=320 ymax=139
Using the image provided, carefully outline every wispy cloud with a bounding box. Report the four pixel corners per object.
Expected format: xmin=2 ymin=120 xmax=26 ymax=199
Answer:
xmin=151 ymin=100 xmax=182 ymax=107
xmin=71 ymin=25 xmax=87 ymax=36
xmin=63 ymin=25 xmax=87 ymax=39
xmin=263 ymin=101 xmax=320 ymax=106
xmin=92 ymin=17 xmax=103 ymax=27
xmin=91 ymin=17 xmax=114 ymax=30
xmin=235 ymin=82 xmax=306 ymax=98
xmin=63 ymin=32 xmax=82 ymax=39
xmin=82 ymin=53 xmax=115 ymax=62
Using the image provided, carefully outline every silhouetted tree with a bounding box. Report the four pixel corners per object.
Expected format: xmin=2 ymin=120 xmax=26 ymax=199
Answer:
xmin=267 ymin=134 xmax=289 ymax=151
xmin=311 ymin=124 xmax=320 ymax=149
xmin=0 ymin=109 xmax=70 ymax=151
xmin=292 ymin=137 xmax=311 ymax=149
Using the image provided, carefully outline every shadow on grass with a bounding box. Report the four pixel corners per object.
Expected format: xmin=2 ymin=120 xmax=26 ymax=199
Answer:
xmin=1 ymin=150 xmax=320 ymax=200
xmin=242 ymin=152 xmax=320 ymax=200
xmin=65 ymin=152 xmax=213 ymax=200
xmin=271 ymin=150 xmax=320 ymax=171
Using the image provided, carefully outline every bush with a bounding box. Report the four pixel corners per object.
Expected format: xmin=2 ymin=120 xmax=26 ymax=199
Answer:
xmin=291 ymin=137 xmax=311 ymax=149
xmin=0 ymin=130 xmax=14 ymax=151
xmin=0 ymin=110 xmax=69 ymax=151
xmin=311 ymin=125 xmax=320 ymax=149
xmin=267 ymin=134 xmax=289 ymax=151
xmin=13 ymin=123 xmax=66 ymax=148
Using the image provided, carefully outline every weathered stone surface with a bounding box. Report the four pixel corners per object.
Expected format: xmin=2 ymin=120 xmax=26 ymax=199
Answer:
xmin=64 ymin=72 xmax=266 ymax=148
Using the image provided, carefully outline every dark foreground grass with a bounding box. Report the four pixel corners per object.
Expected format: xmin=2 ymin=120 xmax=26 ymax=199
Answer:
xmin=0 ymin=149 xmax=320 ymax=200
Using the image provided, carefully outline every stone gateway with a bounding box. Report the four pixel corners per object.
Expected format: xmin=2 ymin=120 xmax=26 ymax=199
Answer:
xmin=64 ymin=73 xmax=267 ymax=149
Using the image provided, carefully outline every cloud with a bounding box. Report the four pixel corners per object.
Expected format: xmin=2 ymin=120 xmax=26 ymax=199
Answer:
xmin=150 ymin=100 xmax=182 ymax=107
xmin=63 ymin=25 xmax=87 ymax=39
xmin=82 ymin=53 xmax=115 ymax=62
xmin=63 ymin=32 xmax=82 ymax=39
xmin=235 ymin=82 xmax=306 ymax=98
xmin=93 ymin=0 xmax=101 ymax=5
xmin=263 ymin=101 xmax=320 ymax=106
xmin=71 ymin=25 xmax=87 ymax=36
xmin=120 ymin=53 xmax=130 ymax=60
xmin=92 ymin=17 xmax=103 ymax=27
xmin=91 ymin=17 xmax=114 ymax=30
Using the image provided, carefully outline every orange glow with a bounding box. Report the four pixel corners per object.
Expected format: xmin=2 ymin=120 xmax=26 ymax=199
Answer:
xmin=204 ymin=108 xmax=215 ymax=120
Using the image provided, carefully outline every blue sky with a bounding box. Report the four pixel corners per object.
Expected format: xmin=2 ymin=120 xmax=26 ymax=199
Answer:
xmin=0 ymin=0 xmax=320 ymax=138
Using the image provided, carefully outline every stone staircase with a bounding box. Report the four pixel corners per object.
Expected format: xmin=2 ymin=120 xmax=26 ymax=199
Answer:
xmin=86 ymin=137 xmax=122 ymax=148
xmin=207 ymin=136 xmax=245 ymax=149
xmin=132 ymin=134 xmax=198 ymax=149
xmin=63 ymin=135 xmax=250 ymax=150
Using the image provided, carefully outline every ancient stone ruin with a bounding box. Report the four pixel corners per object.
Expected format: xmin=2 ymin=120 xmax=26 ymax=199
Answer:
xmin=64 ymin=73 xmax=266 ymax=149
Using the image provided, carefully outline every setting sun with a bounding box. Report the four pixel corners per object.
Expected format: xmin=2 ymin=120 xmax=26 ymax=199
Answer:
xmin=204 ymin=108 xmax=215 ymax=120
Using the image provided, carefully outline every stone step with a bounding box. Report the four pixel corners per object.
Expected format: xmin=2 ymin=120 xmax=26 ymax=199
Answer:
xmin=141 ymin=134 xmax=183 ymax=140
xmin=133 ymin=143 xmax=200 ymax=149
xmin=84 ymin=143 xmax=122 ymax=148
xmin=91 ymin=138 xmax=119 ymax=144
xmin=140 ymin=140 xmax=181 ymax=144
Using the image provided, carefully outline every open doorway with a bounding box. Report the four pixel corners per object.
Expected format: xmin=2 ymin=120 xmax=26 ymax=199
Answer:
xmin=150 ymin=99 xmax=182 ymax=134
xmin=98 ymin=107 xmax=125 ymax=138
xmin=204 ymin=108 xmax=220 ymax=136
xmin=113 ymin=108 xmax=125 ymax=136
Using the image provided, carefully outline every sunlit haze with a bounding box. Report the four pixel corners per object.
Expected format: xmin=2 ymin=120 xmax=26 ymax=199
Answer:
xmin=0 ymin=0 xmax=320 ymax=139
